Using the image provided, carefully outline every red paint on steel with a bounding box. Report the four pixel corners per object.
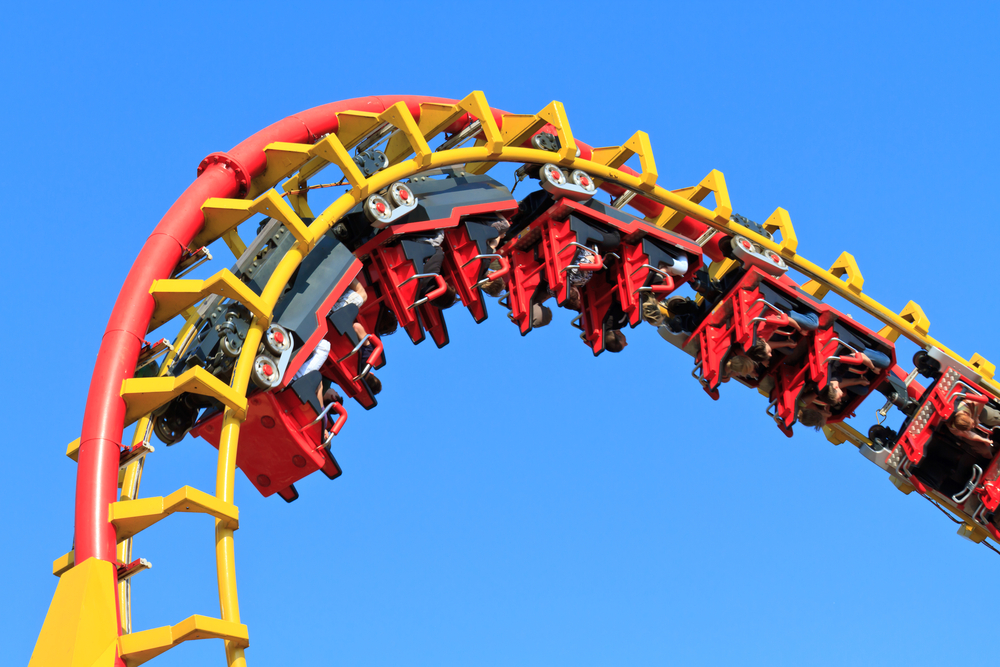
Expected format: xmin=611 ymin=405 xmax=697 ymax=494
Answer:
xmin=75 ymin=93 xmax=717 ymax=578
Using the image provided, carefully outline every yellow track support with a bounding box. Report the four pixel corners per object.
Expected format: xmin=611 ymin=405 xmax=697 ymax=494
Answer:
xmin=110 ymin=485 xmax=239 ymax=542
xmin=652 ymin=169 xmax=732 ymax=230
xmin=119 ymin=615 xmax=249 ymax=667
xmin=46 ymin=91 xmax=1000 ymax=667
xmin=148 ymin=269 xmax=269 ymax=332
xmin=66 ymin=437 xmax=80 ymax=462
xmin=120 ymin=365 xmax=247 ymax=426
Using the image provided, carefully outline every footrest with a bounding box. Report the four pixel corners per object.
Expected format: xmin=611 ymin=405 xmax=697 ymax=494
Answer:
xmin=119 ymin=614 xmax=249 ymax=667
xmin=110 ymin=485 xmax=239 ymax=542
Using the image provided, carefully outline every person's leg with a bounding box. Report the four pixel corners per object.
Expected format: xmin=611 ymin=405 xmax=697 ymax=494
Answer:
xmin=291 ymin=339 xmax=331 ymax=382
xmin=787 ymin=310 xmax=819 ymax=331
xmin=865 ymin=349 xmax=891 ymax=369
xmin=980 ymin=404 xmax=1000 ymax=427
xmin=417 ymin=246 xmax=446 ymax=296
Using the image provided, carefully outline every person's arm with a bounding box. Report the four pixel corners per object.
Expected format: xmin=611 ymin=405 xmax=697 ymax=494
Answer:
xmin=349 ymin=279 xmax=367 ymax=304
xmin=964 ymin=399 xmax=985 ymax=423
xmin=839 ymin=376 xmax=870 ymax=389
xmin=953 ymin=428 xmax=994 ymax=457
xmin=770 ymin=338 xmax=797 ymax=350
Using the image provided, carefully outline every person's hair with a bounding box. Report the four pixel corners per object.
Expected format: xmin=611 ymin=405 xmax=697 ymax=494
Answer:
xmin=481 ymin=278 xmax=505 ymax=297
xmin=364 ymin=374 xmax=382 ymax=395
xmin=604 ymin=329 xmax=627 ymax=353
xmin=948 ymin=410 xmax=975 ymax=431
xmin=817 ymin=384 xmax=845 ymax=410
xmin=565 ymin=286 xmax=582 ymax=312
xmin=746 ymin=339 xmax=769 ymax=363
xmin=532 ymin=304 xmax=553 ymax=328
xmin=374 ymin=307 xmax=398 ymax=336
xmin=430 ymin=284 xmax=458 ymax=309
xmin=797 ymin=408 xmax=827 ymax=429
xmin=727 ymin=355 xmax=756 ymax=378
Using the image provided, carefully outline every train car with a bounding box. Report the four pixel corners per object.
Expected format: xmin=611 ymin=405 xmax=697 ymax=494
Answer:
xmin=497 ymin=163 xmax=705 ymax=354
xmin=151 ymin=169 xmax=522 ymax=500
xmin=682 ymin=266 xmax=898 ymax=436
xmin=872 ymin=350 xmax=1000 ymax=538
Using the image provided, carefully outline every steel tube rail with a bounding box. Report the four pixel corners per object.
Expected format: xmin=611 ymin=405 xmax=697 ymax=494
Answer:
xmin=65 ymin=92 xmax=998 ymax=667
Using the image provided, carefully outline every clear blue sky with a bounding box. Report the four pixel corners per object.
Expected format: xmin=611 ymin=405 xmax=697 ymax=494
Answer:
xmin=4 ymin=2 xmax=1000 ymax=665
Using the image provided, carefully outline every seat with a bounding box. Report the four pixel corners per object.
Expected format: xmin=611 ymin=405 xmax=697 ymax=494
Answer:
xmin=613 ymin=237 xmax=697 ymax=327
xmin=766 ymin=362 xmax=810 ymax=437
xmin=364 ymin=238 xmax=449 ymax=346
xmin=322 ymin=302 xmax=384 ymax=410
xmin=440 ymin=219 xmax=508 ymax=324
xmin=190 ymin=372 xmax=347 ymax=502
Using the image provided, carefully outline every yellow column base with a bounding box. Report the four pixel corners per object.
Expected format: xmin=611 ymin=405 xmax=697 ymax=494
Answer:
xmin=30 ymin=557 xmax=119 ymax=667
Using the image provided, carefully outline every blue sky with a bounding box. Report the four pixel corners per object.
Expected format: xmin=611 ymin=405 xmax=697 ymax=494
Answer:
xmin=5 ymin=2 xmax=1000 ymax=665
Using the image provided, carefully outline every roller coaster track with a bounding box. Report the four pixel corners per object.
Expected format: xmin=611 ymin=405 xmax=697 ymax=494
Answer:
xmin=29 ymin=92 xmax=1000 ymax=666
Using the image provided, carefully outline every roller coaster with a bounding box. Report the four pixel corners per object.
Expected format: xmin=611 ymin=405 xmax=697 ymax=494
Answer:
xmin=29 ymin=93 xmax=1000 ymax=666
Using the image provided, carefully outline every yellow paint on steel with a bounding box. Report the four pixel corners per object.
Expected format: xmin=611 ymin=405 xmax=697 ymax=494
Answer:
xmin=148 ymin=269 xmax=271 ymax=332
xmin=66 ymin=437 xmax=80 ymax=462
xmin=762 ymin=207 xmax=798 ymax=257
xmin=222 ymin=229 xmax=247 ymax=259
xmin=29 ymin=557 xmax=119 ymax=667
xmin=120 ymin=365 xmax=247 ymax=426
xmin=118 ymin=614 xmax=249 ymax=667
xmin=52 ymin=550 xmax=75 ymax=578
xmin=654 ymin=169 xmax=731 ymax=231
xmin=109 ymin=485 xmax=239 ymax=542
xmin=108 ymin=92 xmax=1000 ymax=667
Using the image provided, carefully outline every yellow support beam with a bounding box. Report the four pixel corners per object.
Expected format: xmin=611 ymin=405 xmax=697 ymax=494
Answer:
xmin=52 ymin=550 xmax=75 ymax=577
xmin=281 ymin=175 xmax=316 ymax=220
xmin=110 ymin=485 xmax=239 ymax=542
xmin=66 ymin=437 xmax=80 ymax=462
xmin=385 ymin=91 xmax=504 ymax=166
xmin=379 ymin=101 xmax=433 ymax=168
xmin=29 ymin=558 xmax=119 ymax=667
xmin=311 ymin=133 xmax=370 ymax=196
xmin=590 ymin=130 xmax=657 ymax=191
xmin=458 ymin=91 xmax=503 ymax=155
xmin=654 ymin=170 xmax=731 ymax=230
xmin=802 ymin=251 xmax=864 ymax=299
xmin=877 ymin=300 xmax=931 ymax=342
xmin=762 ymin=207 xmax=798 ymax=257
xmin=499 ymin=113 xmax=549 ymax=149
xmin=118 ymin=614 xmax=249 ymax=667
xmin=536 ymin=100 xmax=577 ymax=164
xmin=822 ymin=422 xmax=869 ymax=449
xmin=957 ymin=523 xmax=989 ymax=543
xmin=245 ymin=189 xmax=311 ymax=248
xmin=249 ymin=141 xmax=314 ymax=198
xmin=890 ymin=474 xmax=916 ymax=495
xmin=221 ymin=229 xmax=246 ymax=259
xmin=120 ymin=365 xmax=247 ymax=427
xmin=195 ymin=199 xmax=254 ymax=249
xmin=970 ymin=353 xmax=996 ymax=380
xmin=465 ymin=106 xmax=551 ymax=175
xmin=148 ymin=268 xmax=269 ymax=332
xmin=334 ymin=110 xmax=383 ymax=149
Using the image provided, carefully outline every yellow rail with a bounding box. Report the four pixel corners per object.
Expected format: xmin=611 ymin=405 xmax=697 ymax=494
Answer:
xmin=38 ymin=91 xmax=998 ymax=666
